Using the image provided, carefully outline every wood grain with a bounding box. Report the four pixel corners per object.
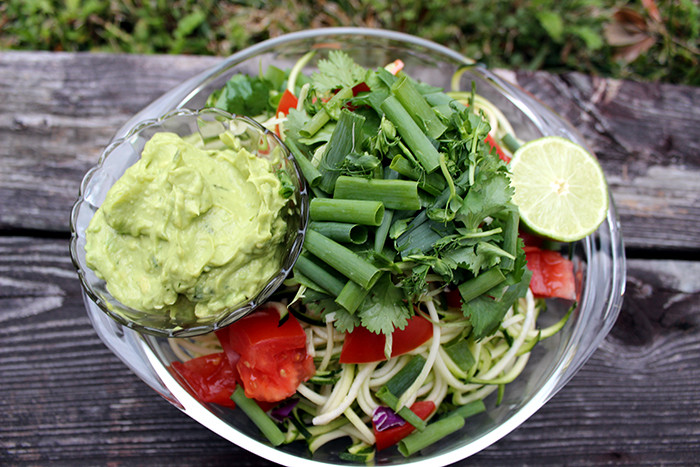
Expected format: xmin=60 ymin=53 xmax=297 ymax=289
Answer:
xmin=1 ymin=52 xmax=699 ymax=251
xmin=1 ymin=237 xmax=698 ymax=465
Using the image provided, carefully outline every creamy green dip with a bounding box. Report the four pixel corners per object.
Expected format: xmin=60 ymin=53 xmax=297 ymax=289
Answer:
xmin=85 ymin=131 xmax=288 ymax=321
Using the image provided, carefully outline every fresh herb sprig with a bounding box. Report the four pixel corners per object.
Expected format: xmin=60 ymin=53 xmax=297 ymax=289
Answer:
xmin=279 ymin=52 xmax=530 ymax=341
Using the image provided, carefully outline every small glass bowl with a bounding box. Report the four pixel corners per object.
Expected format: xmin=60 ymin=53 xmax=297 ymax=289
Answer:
xmin=76 ymin=28 xmax=626 ymax=466
xmin=70 ymin=107 xmax=309 ymax=337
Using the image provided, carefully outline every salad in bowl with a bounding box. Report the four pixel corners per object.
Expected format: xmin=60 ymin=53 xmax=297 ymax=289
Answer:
xmin=75 ymin=28 xmax=625 ymax=466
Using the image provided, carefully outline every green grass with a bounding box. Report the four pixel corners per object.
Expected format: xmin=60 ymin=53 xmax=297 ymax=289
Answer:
xmin=1 ymin=0 xmax=697 ymax=85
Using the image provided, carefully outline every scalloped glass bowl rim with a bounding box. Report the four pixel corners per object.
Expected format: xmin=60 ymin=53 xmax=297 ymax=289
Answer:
xmin=69 ymin=107 xmax=309 ymax=338
xmin=76 ymin=27 xmax=626 ymax=467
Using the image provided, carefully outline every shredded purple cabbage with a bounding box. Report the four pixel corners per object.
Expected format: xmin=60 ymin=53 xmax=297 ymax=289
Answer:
xmin=372 ymin=406 xmax=406 ymax=432
xmin=270 ymin=398 xmax=299 ymax=421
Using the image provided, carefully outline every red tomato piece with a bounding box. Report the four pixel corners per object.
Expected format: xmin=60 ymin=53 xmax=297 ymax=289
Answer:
xmin=222 ymin=306 xmax=315 ymax=402
xmin=485 ymin=134 xmax=510 ymax=163
xmin=373 ymin=400 xmax=436 ymax=451
xmin=524 ymin=246 xmax=576 ymax=300
xmin=170 ymin=352 xmax=238 ymax=408
xmin=339 ymin=315 xmax=433 ymax=364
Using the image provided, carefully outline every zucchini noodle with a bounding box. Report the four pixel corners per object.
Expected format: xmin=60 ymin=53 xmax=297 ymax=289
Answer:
xmin=168 ymin=274 xmax=549 ymax=457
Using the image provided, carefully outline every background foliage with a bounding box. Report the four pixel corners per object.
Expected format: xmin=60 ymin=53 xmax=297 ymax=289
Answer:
xmin=1 ymin=0 xmax=698 ymax=85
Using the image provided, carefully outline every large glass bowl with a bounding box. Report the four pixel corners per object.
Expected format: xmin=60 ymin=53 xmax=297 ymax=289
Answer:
xmin=77 ymin=28 xmax=626 ymax=466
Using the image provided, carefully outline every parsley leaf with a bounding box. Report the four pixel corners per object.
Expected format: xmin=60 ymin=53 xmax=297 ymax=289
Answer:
xmin=312 ymin=50 xmax=368 ymax=94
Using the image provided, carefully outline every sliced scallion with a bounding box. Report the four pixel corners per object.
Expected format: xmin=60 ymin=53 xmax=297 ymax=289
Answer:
xmin=304 ymin=229 xmax=381 ymax=289
xmin=231 ymin=386 xmax=285 ymax=447
xmin=310 ymin=198 xmax=384 ymax=226
xmin=333 ymin=176 xmax=421 ymax=211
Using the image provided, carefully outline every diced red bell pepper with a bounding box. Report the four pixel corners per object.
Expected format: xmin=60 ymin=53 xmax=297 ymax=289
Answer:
xmin=339 ymin=315 xmax=433 ymax=364
xmin=485 ymin=134 xmax=510 ymax=163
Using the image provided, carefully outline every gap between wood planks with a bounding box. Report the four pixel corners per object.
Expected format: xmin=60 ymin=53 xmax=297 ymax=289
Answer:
xmin=2 ymin=228 xmax=698 ymax=262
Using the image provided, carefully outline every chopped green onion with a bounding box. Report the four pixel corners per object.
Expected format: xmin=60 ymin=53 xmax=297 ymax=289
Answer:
xmin=500 ymin=208 xmax=520 ymax=271
xmin=458 ymin=268 xmax=507 ymax=303
xmin=335 ymin=279 xmax=370 ymax=314
xmin=397 ymin=415 xmax=464 ymax=457
xmin=380 ymin=95 xmax=440 ymax=173
xmin=502 ymin=133 xmax=521 ymax=153
xmin=445 ymin=399 xmax=486 ymax=420
xmin=317 ymin=106 xmax=365 ymax=192
xmin=388 ymin=155 xmax=446 ymax=196
xmin=399 ymin=415 xmax=464 ymax=457
xmin=374 ymin=209 xmax=394 ymax=253
xmin=304 ymin=229 xmax=381 ymax=289
xmin=301 ymin=87 xmax=353 ymax=139
xmin=293 ymin=254 xmax=345 ymax=297
xmin=310 ymin=198 xmax=384 ymax=226
xmin=309 ymin=221 xmax=368 ymax=244
xmin=396 ymin=220 xmax=445 ymax=256
xmin=333 ymin=176 xmax=421 ymax=211
xmin=231 ymin=386 xmax=286 ymax=446
xmin=286 ymin=138 xmax=321 ymax=187
xmin=391 ymin=74 xmax=447 ymax=139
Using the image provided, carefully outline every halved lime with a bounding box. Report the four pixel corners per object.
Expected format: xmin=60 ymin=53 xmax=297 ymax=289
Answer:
xmin=509 ymin=136 xmax=609 ymax=242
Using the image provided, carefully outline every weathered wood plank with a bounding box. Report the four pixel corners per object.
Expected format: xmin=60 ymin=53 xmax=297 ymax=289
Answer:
xmin=0 ymin=51 xmax=220 ymax=232
xmin=1 ymin=51 xmax=699 ymax=251
xmin=1 ymin=238 xmax=698 ymax=465
xmin=504 ymin=70 xmax=700 ymax=252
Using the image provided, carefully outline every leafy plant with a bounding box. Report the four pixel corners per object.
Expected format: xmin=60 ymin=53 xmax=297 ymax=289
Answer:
xmin=0 ymin=0 xmax=697 ymax=85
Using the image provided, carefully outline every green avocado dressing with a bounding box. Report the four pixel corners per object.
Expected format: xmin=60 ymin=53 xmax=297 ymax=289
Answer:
xmin=85 ymin=131 xmax=288 ymax=322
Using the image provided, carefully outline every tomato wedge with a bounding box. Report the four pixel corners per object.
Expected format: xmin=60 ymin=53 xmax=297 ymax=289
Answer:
xmin=339 ymin=315 xmax=433 ymax=364
xmin=524 ymin=246 xmax=576 ymax=300
xmin=373 ymin=400 xmax=436 ymax=451
xmin=220 ymin=306 xmax=315 ymax=402
xmin=170 ymin=353 xmax=238 ymax=408
xmin=485 ymin=134 xmax=510 ymax=163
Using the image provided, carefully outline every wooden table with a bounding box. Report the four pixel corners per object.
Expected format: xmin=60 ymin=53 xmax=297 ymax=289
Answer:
xmin=1 ymin=51 xmax=699 ymax=465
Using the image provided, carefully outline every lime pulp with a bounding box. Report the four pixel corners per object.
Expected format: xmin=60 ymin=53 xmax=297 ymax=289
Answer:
xmin=509 ymin=136 xmax=609 ymax=242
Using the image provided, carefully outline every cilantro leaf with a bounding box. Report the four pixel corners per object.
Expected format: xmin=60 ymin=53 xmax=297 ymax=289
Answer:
xmin=331 ymin=305 xmax=361 ymax=334
xmin=458 ymin=172 xmax=514 ymax=230
xmin=312 ymin=50 xmax=368 ymax=94
xmin=357 ymin=274 xmax=411 ymax=336
xmin=212 ymin=74 xmax=273 ymax=116
xmin=463 ymin=269 xmax=532 ymax=339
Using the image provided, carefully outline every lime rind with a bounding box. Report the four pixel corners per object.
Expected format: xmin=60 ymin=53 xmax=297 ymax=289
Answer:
xmin=509 ymin=136 xmax=609 ymax=242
